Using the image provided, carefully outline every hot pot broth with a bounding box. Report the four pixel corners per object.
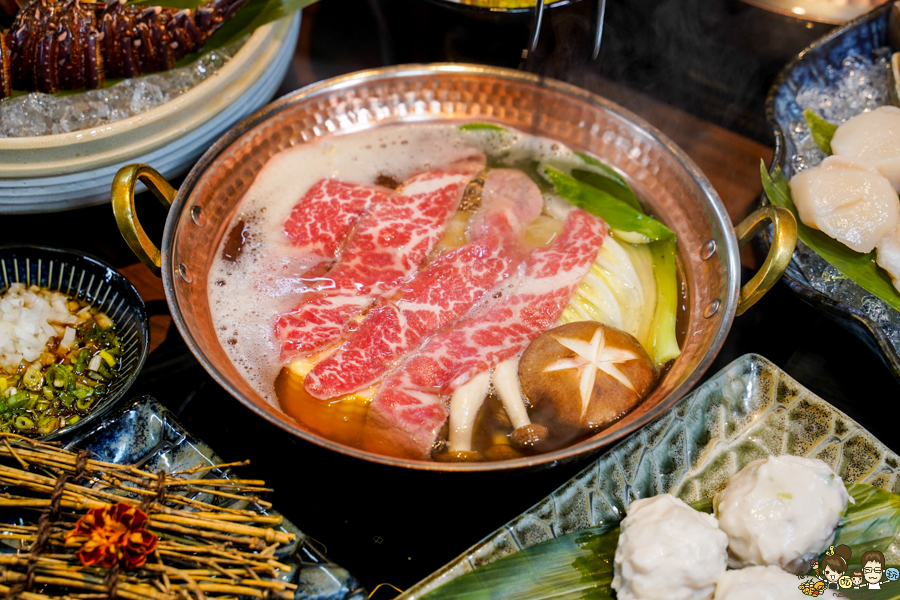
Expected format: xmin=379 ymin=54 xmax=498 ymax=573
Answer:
xmin=208 ymin=123 xmax=683 ymax=462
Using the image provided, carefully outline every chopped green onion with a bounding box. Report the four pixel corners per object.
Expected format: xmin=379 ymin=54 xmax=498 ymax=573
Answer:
xmin=73 ymin=387 xmax=93 ymax=400
xmin=22 ymin=369 xmax=43 ymax=392
xmin=8 ymin=392 xmax=29 ymax=410
xmin=37 ymin=416 xmax=59 ymax=435
xmin=45 ymin=365 xmax=74 ymax=391
xmin=14 ymin=416 xmax=34 ymax=431
xmin=99 ymin=350 xmax=116 ymax=367
xmin=75 ymin=396 xmax=95 ymax=411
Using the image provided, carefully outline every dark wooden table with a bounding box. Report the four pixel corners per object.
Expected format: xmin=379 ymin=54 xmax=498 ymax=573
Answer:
xmin=4 ymin=0 xmax=900 ymax=595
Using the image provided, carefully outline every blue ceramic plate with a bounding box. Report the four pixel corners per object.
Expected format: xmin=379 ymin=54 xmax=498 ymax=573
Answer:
xmin=765 ymin=3 xmax=900 ymax=380
xmin=0 ymin=245 xmax=150 ymax=440
xmin=61 ymin=394 xmax=367 ymax=600
xmin=401 ymin=353 xmax=900 ymax=597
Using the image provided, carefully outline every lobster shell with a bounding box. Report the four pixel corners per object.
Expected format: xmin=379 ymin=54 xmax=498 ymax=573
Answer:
xmin=0 ymin=0 xmax=247 ymax=98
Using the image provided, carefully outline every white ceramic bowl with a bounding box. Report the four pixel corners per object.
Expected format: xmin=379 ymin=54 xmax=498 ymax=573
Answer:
xmin=0 ymin=12 xmax=301 ymax=214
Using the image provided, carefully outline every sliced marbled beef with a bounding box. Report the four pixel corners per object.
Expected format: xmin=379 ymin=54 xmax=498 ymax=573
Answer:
xmin=275 ymin=155 xmax=485 ymax=361
xmin=304 ymin=169 xmax=543 ymax=399
xmin=361 ymin=208 xmax=607 ymax=460
xmin=282 ymin=179 xmax=388 ymax=261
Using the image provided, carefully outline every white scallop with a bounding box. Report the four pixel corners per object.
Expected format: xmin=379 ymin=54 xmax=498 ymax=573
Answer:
xmin=613 ymin=494 xmax=728 ymax=600
xmin=713 ymin=455 xmax=850 ymax=574
xmin=832 ymin=105 xmax=900 ymax=191
xmin=788 ymin=155 xmax=899 ymax=253
xmin=714 ymin=566 xmax=807 ymax=600
xmin=877 ymin=225 xmax=900 ymax=293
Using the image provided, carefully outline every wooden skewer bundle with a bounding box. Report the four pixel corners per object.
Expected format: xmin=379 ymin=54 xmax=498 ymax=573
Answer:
xmin=0 ymin=433 xmax=298 ymax=600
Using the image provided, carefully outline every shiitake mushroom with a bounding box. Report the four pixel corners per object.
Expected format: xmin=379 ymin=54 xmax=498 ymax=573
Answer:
xmin=518 ymin=321 xmax=658 ymax=445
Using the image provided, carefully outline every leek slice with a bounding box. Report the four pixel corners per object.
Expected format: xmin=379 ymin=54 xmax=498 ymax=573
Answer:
xmin=572 ymin=151 xmax=642 ymax=211
xmin=545 ymin=168 xmax=674 ymax=243
xmin=648 ymin=238 xmax=681 ymax=366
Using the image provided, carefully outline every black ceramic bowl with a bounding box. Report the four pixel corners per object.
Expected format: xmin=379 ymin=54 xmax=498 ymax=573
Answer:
xmin=0 ymin=245 xmax=149 ymax=440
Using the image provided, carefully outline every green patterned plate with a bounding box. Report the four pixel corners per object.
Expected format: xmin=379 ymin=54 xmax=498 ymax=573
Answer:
xmin=401 ymin=353 xmax=900 ymax=598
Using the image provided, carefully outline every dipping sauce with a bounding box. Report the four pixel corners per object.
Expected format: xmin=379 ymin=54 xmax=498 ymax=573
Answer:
xmin=0 ymin=283 xmax=123 ymax=436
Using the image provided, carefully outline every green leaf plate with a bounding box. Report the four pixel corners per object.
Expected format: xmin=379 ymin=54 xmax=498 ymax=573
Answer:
xmin=400 ymin=354 xmax=900 ymax=598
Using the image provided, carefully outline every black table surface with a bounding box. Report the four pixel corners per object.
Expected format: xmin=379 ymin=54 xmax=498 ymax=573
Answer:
xmin=5 ymin=0 xmax=900 ymax=594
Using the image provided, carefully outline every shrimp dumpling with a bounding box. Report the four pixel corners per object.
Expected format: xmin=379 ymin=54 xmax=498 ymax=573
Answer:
xmin=713 ymin=455 xmax=850 ymax=574
xmin=613 ymin=494 xmax=728 ymax=600
xmin=788 ymin=156 xmax=899 ymax=253
xmin=831 ymin=106 xmax=900 ymax=191
xmin=713 ymin=566 xmax=807 ymax=600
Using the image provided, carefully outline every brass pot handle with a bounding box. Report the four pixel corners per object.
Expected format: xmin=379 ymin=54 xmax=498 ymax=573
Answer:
xmin=734 ymin=205 xmax=797 ymax=316
xmin=112 ymin=164 xmax=176 ymax=278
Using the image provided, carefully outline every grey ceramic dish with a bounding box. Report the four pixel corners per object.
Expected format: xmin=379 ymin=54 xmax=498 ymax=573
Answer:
xmin=61 ymin=394 xmax=367 ymax=600
xmin=400 ymin=353 xmax=900 ymax=597
xmin=765 ymin=2 xmax=900 ymax=380
xmin=0 ymin=245 xmax=149 ymax=440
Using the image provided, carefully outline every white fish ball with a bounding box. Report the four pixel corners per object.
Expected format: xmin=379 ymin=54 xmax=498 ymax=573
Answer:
xmin=713 ymin=566 xmax=807 ymax=600
xmin=714 ymin=456 xmax=849 ymax=574
xmin=613 ymin=494 xmax=728 ymax=600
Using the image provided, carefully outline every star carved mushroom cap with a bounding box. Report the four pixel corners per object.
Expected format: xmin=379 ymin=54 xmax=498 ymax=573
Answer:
xmin=518 ymin=321 xmax=658 ymax=442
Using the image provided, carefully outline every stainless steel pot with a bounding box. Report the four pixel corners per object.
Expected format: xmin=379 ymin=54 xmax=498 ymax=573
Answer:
xmin=112 ymin=64 xmax=796 ymax=471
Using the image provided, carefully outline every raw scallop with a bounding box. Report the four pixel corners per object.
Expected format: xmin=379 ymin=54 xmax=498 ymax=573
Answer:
xmin=713 ymin=455 xmax=849 ymax=573
xmin=877 ymin=225 xmax=900 ymax=293
xmin=788 ymin=155 xmax=899 ymax=253
xmin=831 ymin=105 xmax=900 ymax=191
xmin=613 ymin=494 xmax=728 ymax=600
xmin=713 ymin=566 xmax=806 ymax=600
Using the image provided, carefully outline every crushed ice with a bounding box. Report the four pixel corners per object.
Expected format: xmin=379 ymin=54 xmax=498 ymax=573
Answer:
xmin=785 ymin=49 xmax=900 ymax=352
xmin=0 ymin=40 xmax=244 ymax=138
xmin=790 ymin=50 xmax=891 ymax=174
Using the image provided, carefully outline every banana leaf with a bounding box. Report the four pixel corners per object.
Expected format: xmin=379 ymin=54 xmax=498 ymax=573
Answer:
xmin=421 ymin=484 xmax=900 ymax=600
xmin=804 ymin=109 xmax=838 ymax=155
xmin=835 ymin=483 xmax=900 ymax=552
xmin=760 ymin=161 xmax=900 ymax=312
xmin=419 ymin=523 xmax=620 ymax=600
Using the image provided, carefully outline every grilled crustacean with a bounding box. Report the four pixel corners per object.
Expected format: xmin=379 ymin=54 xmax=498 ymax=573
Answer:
xmin=0 ymin=0 xmax=248 ymax=98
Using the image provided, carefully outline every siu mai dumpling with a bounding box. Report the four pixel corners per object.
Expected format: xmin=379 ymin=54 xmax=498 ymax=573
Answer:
xmin=831 ymin=106 xmax=900 ymax=191
xmin=788 ymin=155 xmax=899 ymax=253
xmin=877 ymin=225 xmax=900 ymax=292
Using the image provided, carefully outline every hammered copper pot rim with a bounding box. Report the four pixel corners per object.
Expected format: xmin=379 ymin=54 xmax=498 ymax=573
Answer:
xmin=160 ymin=63 xmax=741 ymax=472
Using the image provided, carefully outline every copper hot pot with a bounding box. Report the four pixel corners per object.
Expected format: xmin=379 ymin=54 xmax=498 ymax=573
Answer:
xmin=112 ymin=64 xmax=796 ymax=471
